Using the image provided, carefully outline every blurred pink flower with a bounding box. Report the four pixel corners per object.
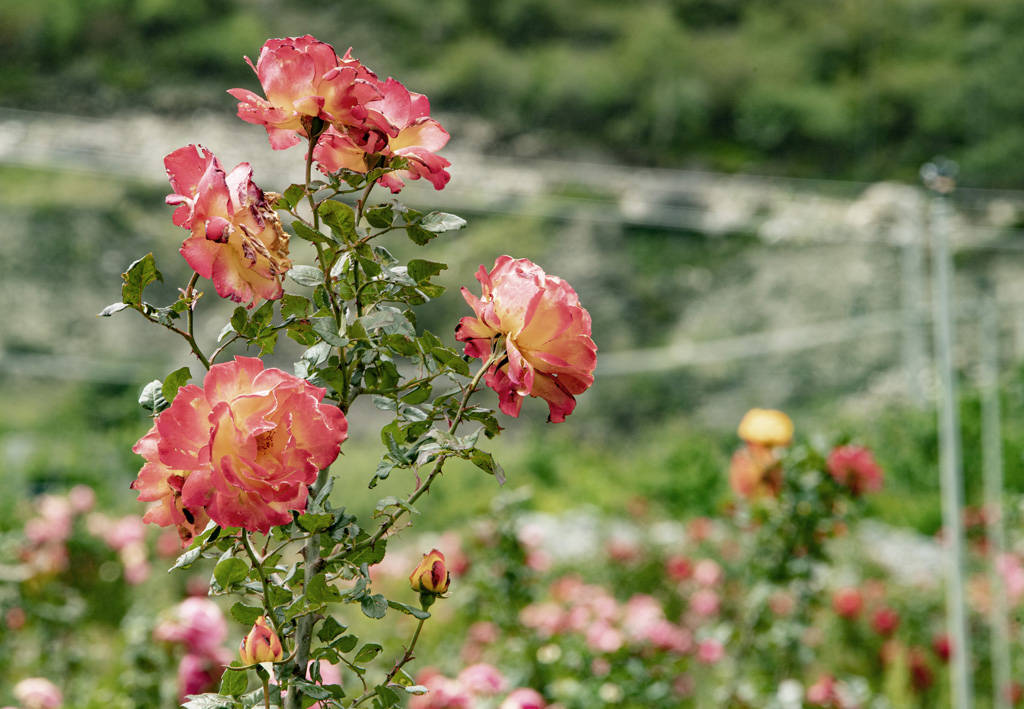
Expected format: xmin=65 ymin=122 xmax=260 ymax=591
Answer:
xmin=805 ymin=674 xmax=839 ymax=707
xmin=827 ymin=445 xmax=883 ymax=496
xmin=67 ymin=485 xmax=95 ymax=514
xmin=832 ymin=588 xmax=863 ymax=619
xmin=693 ymin=559 xmax=723 ymax=587
xmin=12 ymin=678 xmax=62 ymax=709
xmin=154 ymin=597 xmax=228 ymax=657
xmin=645 ymin=621 xmax=693 ymax=654
xmin=178 ymin=653 xmax=226 ymax=701
xmin=457 ymin=663 xmax=507 ymax=696
xmin=690 ymin=588 xmax=721 ymax=618
xmin=665 ymin=555 xmax=693 ymax=582
xmin=5 ymin=607 xmax=26 ymax=631
xmin=409 ymin=669 xmax=471 ymax=709
xmin=500 ymin=688 xmax=546 ymax=709
xmin=696 ymin=638 xmax=725 ymax=664
xmin=871 ymin=606 xmax=900 ymax=637
xmin=585 ymin=621 xmax=624 ymax=654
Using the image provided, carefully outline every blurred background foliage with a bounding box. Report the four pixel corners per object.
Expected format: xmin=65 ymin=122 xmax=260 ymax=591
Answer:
xmin=3 ymin=0 xmax=1024 ymax=540
xmin=4 ymin=0 xmax=1024 ymax=184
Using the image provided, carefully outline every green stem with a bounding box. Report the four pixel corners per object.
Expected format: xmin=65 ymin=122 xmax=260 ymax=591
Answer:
xmin=355 ymin=352 xmax=499 ymax=554
xmin=350 ymin=616 xmax=427 ymax=708
xmin=241 ymin=530 xmax=284 ymax=641
xmin=284 ymin=469 xmax=328 ymax=709
xmin=262 ymin=675 xmax=271 ymax=709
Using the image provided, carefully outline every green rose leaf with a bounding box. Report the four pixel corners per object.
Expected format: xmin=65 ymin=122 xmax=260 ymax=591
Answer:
xmin=219 ymin=668 xmax=248 ymax=697
xmin=214 ymin=557 xmax=249 ymax=589
xmin=98 ymin=302 xmax=130 ymax=317
xmin=317 ymin=616 xmax=348 ymax=643
xmin=292 ymin=221 xmax=332 ymax=245
xmin=354 ymin=642 xmax=383 ymax=663
xmin=407 ymin=259 xmax=448 ymax=284
xmin=288 ymin=266 xmax=325 ymax=287
xmin=139 ymin=379 xmax=168 ymax=414
xmin=181 ymin=694 xmax=235 ymax=709
xmin=387 ymin=600 xmax=430 ymax=620
xmin=297 ymin=512 xmax=334 ymax=533
xmin=230 ymin=602 xmax=263 ymax=626
xmin=280 ymin=294 xmax=311 ymax=320
xmin=420 ymin=212 xmax=466 ymax=233
xmin=161 ymin=367 xmax=192 ymax=404
xmin=470 ymin=449 xmax=506 ymax=485
xmin=170 ymin=545 xmax=202 ymax=571
xmin=365 ymin=204 xmax=395 ymax=229
xmin=121 ymin=253 xmax=163 ymax=307
xmin=360 ymin=593 xmax=388 ymax=619
xmin=307 ymin=573 xmax=343 ymax=604
xmin=318 ymin=200 xmax=357 ymax=243
xmin=310 ymin=317 xmax=348 ymax=347
xmin=375 ymin=685 xmax=402 ymax=707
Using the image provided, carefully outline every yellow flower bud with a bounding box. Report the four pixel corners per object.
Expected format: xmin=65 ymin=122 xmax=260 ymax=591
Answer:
xmin=409 ymin=548 xmax=450 ymax=595
xmin=239 ymin=616 xmax=283 ymax=665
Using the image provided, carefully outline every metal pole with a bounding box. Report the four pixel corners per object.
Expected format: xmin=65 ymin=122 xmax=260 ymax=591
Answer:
xmin=899 ymin=206 xmax=929 ymax=407
xmin=981 ymin=297 xmax=1012 ymax=709
xmin=928 ymin=189 xmax=973 ymax=708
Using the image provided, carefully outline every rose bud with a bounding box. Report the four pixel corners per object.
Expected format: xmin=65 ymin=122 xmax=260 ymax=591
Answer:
xmin=239 ymin=616 xmax=283 ymax=665
xmin=410 ymin=549 xmax=450 ymax=604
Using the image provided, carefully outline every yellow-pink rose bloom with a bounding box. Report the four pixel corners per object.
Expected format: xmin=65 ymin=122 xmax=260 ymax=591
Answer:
xmin=239 ymin=616 xmax=283 ymax=665
xmin=131 ymin=357 xmax=348 ymax=539
xmin=165 ymin=144 xmax=291 ymax=307
xmin=456 ymin=256 xmax=597 ymax=423
xmin=228 ymin=36 xmax=385 ymax=150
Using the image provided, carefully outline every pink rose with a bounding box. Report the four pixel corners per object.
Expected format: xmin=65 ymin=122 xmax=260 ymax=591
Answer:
xmin=12 ymin=679 xmax=62 ymax=709
xmin=692 ymin=559 xmax=723 ymax=587
xmin=177 ymin=653 xmax=225 ymax=701
xmin=832 ymin=588 xmax=863 ymax=619
xmin=315 ymin=78 xmax=450 ymax=192
xmin=456 ymin=256 xmax=597 ymax=422
xmin=68 ymin=485 xmax=96 ymax=514
xmin=154 ymin=597 xmax=228 ymax=657
xmin=871 ymin=606 xmax=900 ymax=636
xmin=228 ymin=37 xmax=383 ymax=150
xmin=132 ymin=357 xmax=347 ymax=537
xmin=805 ymin=674 xmax=838 ymax=707
xmin=409 ymin=670 xmax=471 ymax=709
xmin=827 ymin=445 xmax=883 ymax=495
xmin=729 ymin=444 xmax=782 ymax=499
xmin=690 ymin=589 xmax=720 ymax=618
xmin=696 ymin=638 xmax=724 ymax=664
xmin=165 ymin=145 xmax=291 ymax=307
xmin=500 ymin=688 xmax=546 ymax=709
xmin=457 ymin=663 xmax=506 ymax=696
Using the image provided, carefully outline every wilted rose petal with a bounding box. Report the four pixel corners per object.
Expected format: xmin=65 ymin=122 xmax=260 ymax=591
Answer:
xmin=165 ymin=145 xmax=291 ymax=307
